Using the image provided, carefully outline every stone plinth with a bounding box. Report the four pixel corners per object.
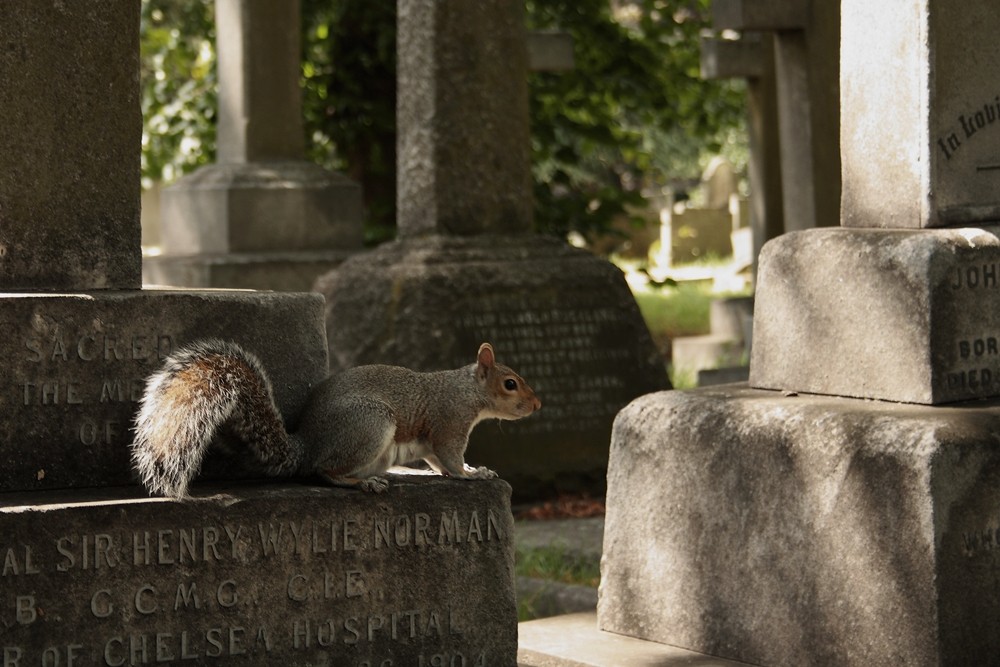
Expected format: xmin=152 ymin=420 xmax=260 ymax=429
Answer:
xmin=314 ymin=236 xmax=669 ymax=498
xmin=750 ymin=226 xmax=1000 ymax=404
xmin=0 ymin=476 xmax=516 ymax=666
xmin=841 ymin=0 xmax=1000 ymax=228
xmin=159 ymin=163 xmax=362 ymax=255
xmin=143 ymin=251 xmax=356 ymax=291
xmin=0 ymin=0 xmax=140 ymax=290
xmin=599 ymin=384 xmax=1000 ymax=667
xmin=0 ymin=290 xmax=327 ymax=492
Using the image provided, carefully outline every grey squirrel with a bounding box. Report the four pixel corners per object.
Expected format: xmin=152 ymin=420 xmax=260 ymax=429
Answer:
xmin=131 ymin=339 xmax=541 ymax=498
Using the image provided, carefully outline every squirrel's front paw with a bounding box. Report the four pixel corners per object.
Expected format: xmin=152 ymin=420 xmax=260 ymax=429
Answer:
xmin=467 ymin=466 xmax=498 ymax=480
xmin=360 ymin=476 xmax=390 ymax=493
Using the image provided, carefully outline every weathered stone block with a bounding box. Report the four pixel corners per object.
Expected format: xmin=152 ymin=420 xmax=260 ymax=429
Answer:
xmin=0 ymin=477 xmax=516 ymax=666
xmin=750 ymin=226 xmax=1000 ymax=404
xmin=160 ymin=162 xmax=363 ymax=254
xmin=0 ymin=0 xmax=141 ymax=289
xmin=841 ymin=0 xmax=1000 ymax=228
xmin=0 ymin=289 xmax=327 ymax=492
xmin=314 ymin=236 xmax=669 ymax=498
xmin=599 ymin=384 xmax=1000 ymax=667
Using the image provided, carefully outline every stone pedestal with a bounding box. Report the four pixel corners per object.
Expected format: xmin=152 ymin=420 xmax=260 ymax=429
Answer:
xmin=599 ymin=385 xmax=1000 ymax=667
xmin=0 ymin=476 xmax=516 ymax=666
xmin=316 ymin=236 xmax=667 ymax=497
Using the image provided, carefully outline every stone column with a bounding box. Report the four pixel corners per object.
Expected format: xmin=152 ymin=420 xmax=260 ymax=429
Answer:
xmin=596 ymin=1 xmax=1000 ymax=665
xmin=0 ymin=2 xmax=141 ymax=290
xmin=1 ymin=5 xmax=517 ymax=662
xmin=700 ymin=32 xmax=785 ymax=276
xmin=711 ymin=0 xmax=840 ymax=231
xmin=146 ymin=0 xmax=363 ymax=290
xmin=315 ymin=0 xmax=668 ymax=498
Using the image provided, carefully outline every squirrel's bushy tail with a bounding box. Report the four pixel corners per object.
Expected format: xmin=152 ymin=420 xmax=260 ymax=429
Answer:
xmin=131 ymin=340 xmax=301 ymax=498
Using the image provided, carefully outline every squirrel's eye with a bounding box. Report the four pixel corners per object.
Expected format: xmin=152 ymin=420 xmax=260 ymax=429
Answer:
xmin=504 ymin=379 xmax=518 ymax=391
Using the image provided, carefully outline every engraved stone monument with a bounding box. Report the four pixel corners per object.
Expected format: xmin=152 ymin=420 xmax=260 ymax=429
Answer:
xmin=1 ymin=3 xmax=518 ymax=663
xmin=315 ymin=0 xmax=669 ymax=499
xmin=144 ymin=0 xmax=364 ymax=291
xmin=596 ymin=0 xmax=1000 ymax=664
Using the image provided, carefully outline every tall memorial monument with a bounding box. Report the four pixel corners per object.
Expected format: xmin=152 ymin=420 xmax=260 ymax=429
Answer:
xmin=144 ymin=0 xmax=363 ymax=291
xmin=0 ymin=2 xmax=517 ymax=663
xmin=315 ymin=0 xmax=669 ymax=497
xmin=598 ymin=0 xmax=1000 ymax=665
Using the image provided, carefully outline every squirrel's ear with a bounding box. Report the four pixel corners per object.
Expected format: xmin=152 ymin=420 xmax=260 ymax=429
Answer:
xmin=477 ymin=343 xmax=495 ymax=375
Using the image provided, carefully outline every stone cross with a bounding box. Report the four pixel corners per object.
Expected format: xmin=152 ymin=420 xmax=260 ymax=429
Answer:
xmin=151 ymin=0 xmax=363 ymax=290
xmin=752 ymin=0 xmax=1000 ymax=403
xmin=700 ymin=32 xmax=784 ymax=274
xmin=710 ymin=0 xmax=840 ymax=232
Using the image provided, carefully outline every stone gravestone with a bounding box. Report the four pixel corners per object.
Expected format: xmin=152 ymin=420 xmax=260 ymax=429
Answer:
xmin=315 ymin=0 xmax=669 ymax=499
xmin=144 ymin=0 xmax=364 ymax=291
xmin=0 ymin=3 xmax=518 ymax=664
xmin=597 ymin=1 xmax=1000 ymax=665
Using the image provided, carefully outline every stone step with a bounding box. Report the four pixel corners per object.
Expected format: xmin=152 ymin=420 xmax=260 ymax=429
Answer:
xmin=517 ymin=612 xmax=752 ymax=666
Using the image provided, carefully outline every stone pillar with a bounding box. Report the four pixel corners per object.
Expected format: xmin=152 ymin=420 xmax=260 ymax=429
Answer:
xmin=1 ymin=5 xmax=516 ymax=662
xmin=315 ymin=0 xmax=669 ymax=498
xmin=711 ymin=0 xmax=840 ymax=231
xmin=146 ymin=0 xmax=363 ymax=290
xmin=596 ymin=1 xmax=1000 ymax=665
xmin=0 ymin=2 xmax=141 ymax=290
xmin=700 ymin=32 xmax=784 ymax=277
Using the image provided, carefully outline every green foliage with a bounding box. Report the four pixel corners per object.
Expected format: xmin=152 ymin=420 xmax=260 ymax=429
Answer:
xmin=140 ymin=0 xmax=216 ymax=188
xmin=528 ymin=0 xmax=746 ymax=240
xmin=515 ymin=544 xmax=601 ymax=588
xmin=139 ymin=0 xmax=746 ymax=242
xmin=301 ymin=0 xmax=398 ymax=244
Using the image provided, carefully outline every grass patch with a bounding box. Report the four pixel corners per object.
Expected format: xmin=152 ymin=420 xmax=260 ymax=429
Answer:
xmin=515 ymin=545 xmax=600 ymax=588
xmin=515 ymin=544 xmax=602 ymax=622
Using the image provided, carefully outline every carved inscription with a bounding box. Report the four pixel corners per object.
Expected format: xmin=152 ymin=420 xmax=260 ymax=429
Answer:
xmin=14 ymin=332 xmax=175 ymax=450
xmin=939 ymin=262 xmax=1000 ymax=396
xmin=0 ymin=507 xmax=505 ymax=665
xmin=937 ymin=94 xmax=1000 ymax=161
xmin=457 ymin=298 xmax=644 ymax=435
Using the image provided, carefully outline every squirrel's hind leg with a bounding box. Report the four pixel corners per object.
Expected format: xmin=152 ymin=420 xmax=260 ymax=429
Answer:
xmin=311 ymin=398 xmax=396 ymax=493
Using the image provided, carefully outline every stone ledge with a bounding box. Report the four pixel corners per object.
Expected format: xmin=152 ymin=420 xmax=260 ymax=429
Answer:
xmin=600 ymin=384 xmax=1000 ymax=666
xmin=0 ymin=475 xmax=516 ymax=666
xmin=518 ymin=612 xmax=752 ymax=666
